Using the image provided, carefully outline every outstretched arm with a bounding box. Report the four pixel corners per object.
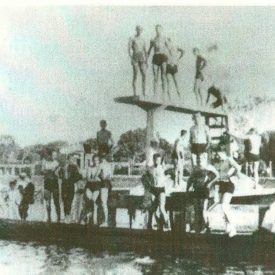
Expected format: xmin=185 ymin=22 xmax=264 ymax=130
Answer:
xmin=206 ymin=164 xmax=219 ymax=189
xmin=228 ymin=131 xmax=249 ymax=140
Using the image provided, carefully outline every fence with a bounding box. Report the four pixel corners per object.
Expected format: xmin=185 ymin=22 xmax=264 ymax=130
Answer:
xmin=0 ymin=164 xmax=36 ymax=176
xmin=0 ymin=160 xmax=273 ymax=179
xmin=245 ymin=161 xmax=273 ymax=178
xmin=112 ymin=162 xmax=145 ymax=178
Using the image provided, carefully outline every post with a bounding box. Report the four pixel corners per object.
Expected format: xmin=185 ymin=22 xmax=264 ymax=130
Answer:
xmin=128 ymin=161 xmax=132 ymax=176
xmin=145 ymin=108 xmax=156 ymax=164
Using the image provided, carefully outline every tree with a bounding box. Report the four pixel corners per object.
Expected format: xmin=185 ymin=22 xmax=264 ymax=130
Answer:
xmin=113 ymin=128 xmax=174 ymax=163
xmin=113 ymin=128 xmax=146 ymax=162
xmin=0 ymin=135 xmax=21 ymax=163
xmin=25 ymin=140 xmax=68 ymax=160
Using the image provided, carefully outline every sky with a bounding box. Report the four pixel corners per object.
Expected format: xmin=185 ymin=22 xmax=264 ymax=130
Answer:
xmin=0 ymin=6 xmax=275 ymax=146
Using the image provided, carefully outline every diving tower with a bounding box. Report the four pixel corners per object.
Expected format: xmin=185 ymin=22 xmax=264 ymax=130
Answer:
xmin=114 ymin=95 xmax=229 ymax=161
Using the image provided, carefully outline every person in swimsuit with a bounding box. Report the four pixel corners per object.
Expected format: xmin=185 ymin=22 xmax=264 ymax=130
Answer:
xmin=128 ymin=25 xmax=147 ymax=96
xmin=174 ymin=129 xmax=188 ymax=189
xmin=42 ymin=151 xmax=61 ymax=223
xmin=150 ymin=153 xmax=171 ymax=231
xmin=193 ymin=48 xmax=207 ymax=106
xmin=206 ymin=85 xmax=227 ymax=110
xmin=99 ymin=154 xmax=113 ymax=227
xmin=216 ymin=151 xmax=246 ymax=237
xmin=80 ymin=154 xmax=102 ymax=225
xmin=245 ymin=128 xmax=262 ymax=189
xmin=148 ymin=25 xmax=169 ymax=95
xmin=190 ymin=112 xmax=211 ymax=168
xmin=230 ymin=128 xmax=262 ymax=189
xmin=165 ymin=38 xmax=184 ymax=97
xmin=97 ymin=120 xmax=114 ymax=158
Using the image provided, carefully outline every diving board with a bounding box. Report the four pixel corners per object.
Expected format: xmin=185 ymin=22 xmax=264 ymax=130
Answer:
xmin=114 ymin=96 xmax=227 ymax=118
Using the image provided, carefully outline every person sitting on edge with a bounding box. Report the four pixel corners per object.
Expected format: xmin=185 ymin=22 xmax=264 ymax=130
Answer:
xmin=165 ymin=37 xmax=184 ymax=97
xmin=99 ymin=154 xmax=113 ymax=227
xmin=150 ymin=153 xmax=171 ymax=231
xmin=128 ymin=25 xmax=148 ymax=97
xmin=187 ymin=164 xmax=219 ymax=233
xmin=17 ymin=172 xmax=34 ymax=221
xmin=148 ymin=24 xmax=169 ymax=95
xmin=189 ymin=112 xmax=211 ymax=168
xmin=174 ymin=129 xmax=188 ymax=189
xmin=193 ymin=48 xmax=207 ymax=106
xmin=97 ymin=120 xmax=114 ymax=158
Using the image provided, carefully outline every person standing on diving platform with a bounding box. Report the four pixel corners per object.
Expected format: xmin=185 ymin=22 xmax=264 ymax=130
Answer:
xmin=148 ymin=25 xmax=169 ymax=96
xmin=128 ymin=25 xmax=148 ymax=97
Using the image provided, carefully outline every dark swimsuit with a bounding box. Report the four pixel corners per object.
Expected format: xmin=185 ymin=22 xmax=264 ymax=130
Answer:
xmin=101 ymin=179 xmax=112 ymax=189
xmin=219 ymin=180 xmax=235 ymax=194
xmin=191 ymin=144 xmax=208 ymax=155
xmin=166 ymin=64 xmax=178 ymax=75
xmin=149 ymin=186 xmax=165 ymax=197
xmin=246 ymin=153 xmax=260 ymax=162
xmin=152 ymin=53 xmax=168 ymax=66
xmin=44 ymin=170 xmax=58 ymax=191
xmin=86 ymin=181 xmax=102 ymax=192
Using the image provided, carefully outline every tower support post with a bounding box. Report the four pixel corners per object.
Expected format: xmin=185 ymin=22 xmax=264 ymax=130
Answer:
xmin=145 ymin=108 xmax=159 ymax=164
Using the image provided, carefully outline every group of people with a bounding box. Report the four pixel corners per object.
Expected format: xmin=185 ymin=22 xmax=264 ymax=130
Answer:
xmin=142 ymin=112 xmax=263 ymax=237
xmin=41 ymin=119 xmax=114 ymax=226
xmin=2 ymin=120 xmax=114 ymax=226
xmin=4 ymin=172 xmax=34 ymax=221
xmin=2 ymin=114 xmax=264 ymax=237
xmin=128 ymin=24 xmax=227 ymax=108
xmin=128 ymin=24 xmax=184 ymax=97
